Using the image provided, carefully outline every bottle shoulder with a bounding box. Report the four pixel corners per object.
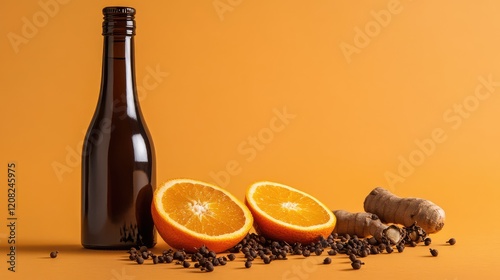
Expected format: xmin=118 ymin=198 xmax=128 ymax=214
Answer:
xmin=83 ymin=114 xmax=154 ymax=146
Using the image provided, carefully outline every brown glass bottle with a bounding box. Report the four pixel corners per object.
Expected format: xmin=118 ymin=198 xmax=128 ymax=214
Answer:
xmin=81 ymin=7 xmax=156 ymax=249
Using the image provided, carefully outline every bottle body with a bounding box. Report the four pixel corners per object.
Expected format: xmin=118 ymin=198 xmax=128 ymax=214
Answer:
xmin=81 ymin=7 xmax=156 ymax=249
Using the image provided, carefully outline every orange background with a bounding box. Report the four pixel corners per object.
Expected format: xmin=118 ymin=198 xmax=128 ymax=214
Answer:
xmin=1 ymin=0 xmax=500 ymax=279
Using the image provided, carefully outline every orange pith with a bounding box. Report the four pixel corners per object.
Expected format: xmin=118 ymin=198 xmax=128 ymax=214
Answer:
xmin=246 ymin=181 xmax=336 ymax=244
xmin=151 ymin=179 xmax=253 ymax=253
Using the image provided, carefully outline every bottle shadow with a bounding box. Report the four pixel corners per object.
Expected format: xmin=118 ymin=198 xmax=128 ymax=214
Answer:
xmin=18 ymin=244 xmax=131 ymax=259
xmin=18 ymin=244 xmax=85 ymax=253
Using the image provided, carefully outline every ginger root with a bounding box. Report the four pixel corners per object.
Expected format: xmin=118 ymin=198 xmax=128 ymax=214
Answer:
xmin=363 ymin=187 xmax=445 ymax=234
xmin=332 ymin=210 xmax=403 ymax=244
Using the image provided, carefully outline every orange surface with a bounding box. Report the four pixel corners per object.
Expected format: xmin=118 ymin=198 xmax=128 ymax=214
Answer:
xmin=1 ymin=0 xmax=500 ymax=279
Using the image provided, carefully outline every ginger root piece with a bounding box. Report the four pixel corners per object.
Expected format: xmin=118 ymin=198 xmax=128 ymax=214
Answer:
xmin=332 ymin=210 xmax=403 ymax=244
xmin=363 ymin=187 xmax=445 ymax=234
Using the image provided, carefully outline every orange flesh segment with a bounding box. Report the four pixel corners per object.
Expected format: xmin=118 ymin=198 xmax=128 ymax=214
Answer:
xmin=252 ymin=184 xmax=331 ymax=227
xmin=161 ymin=182 xmax=245 ymax=235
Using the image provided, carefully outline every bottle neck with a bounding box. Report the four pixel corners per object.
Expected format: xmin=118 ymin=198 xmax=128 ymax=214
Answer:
xmin=100 ymin=34 xmax=138 ymax=119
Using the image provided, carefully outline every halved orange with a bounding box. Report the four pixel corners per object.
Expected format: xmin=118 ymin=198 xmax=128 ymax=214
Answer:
xmin=246 ymin=181 xmax=336 ymax=244
xmin=151 ymin=179 xmax=253 ymax=253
